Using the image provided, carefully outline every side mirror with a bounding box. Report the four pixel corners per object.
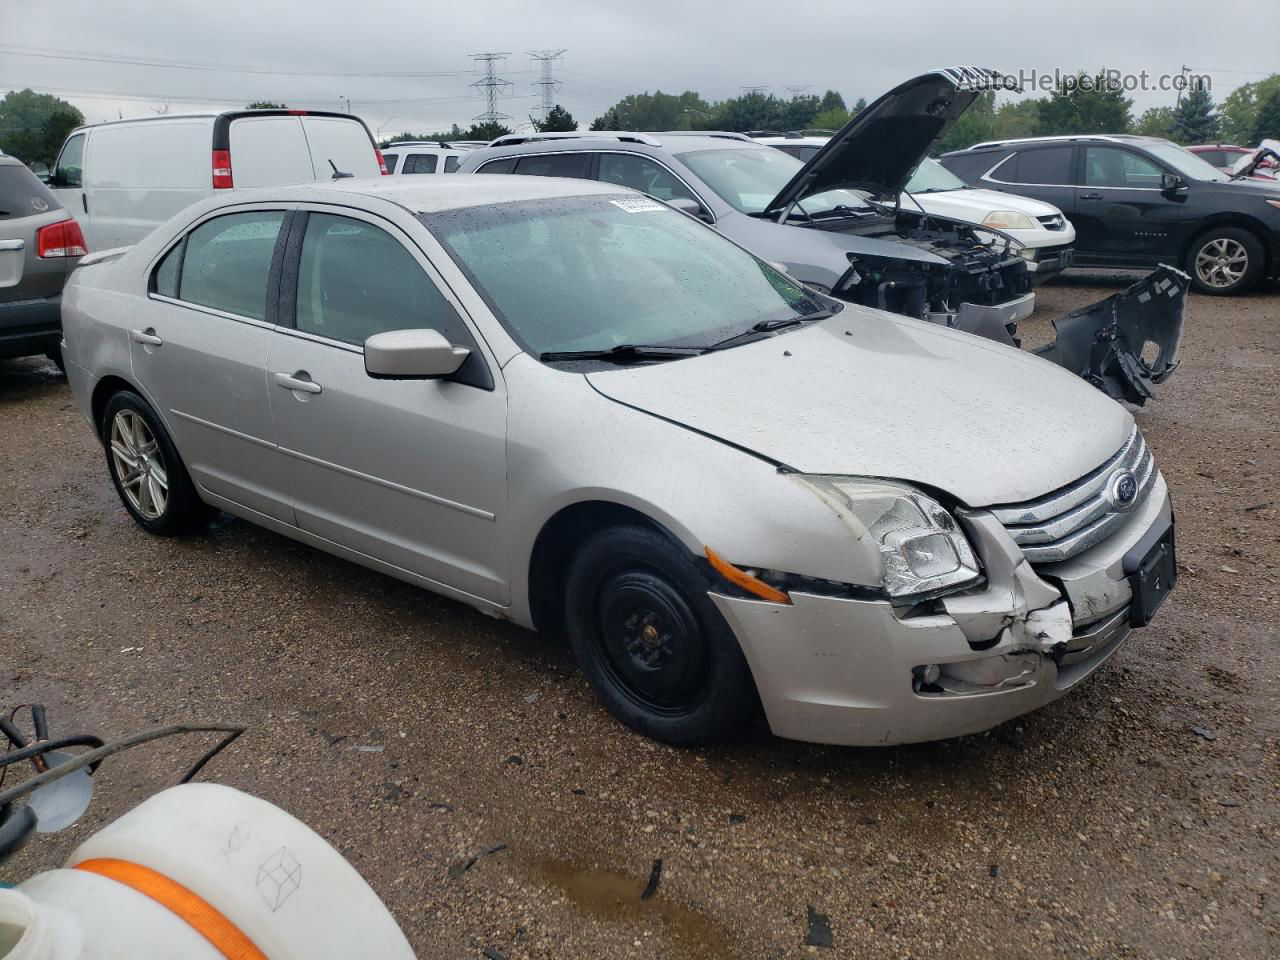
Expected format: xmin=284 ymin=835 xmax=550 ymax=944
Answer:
xmin=364 ymin=329 xmax=469 ymax=380
xmin=1161 ymin=173 xmax=1187 ymax=194
xmin=667 ymin=197 xmax=713 ymax=223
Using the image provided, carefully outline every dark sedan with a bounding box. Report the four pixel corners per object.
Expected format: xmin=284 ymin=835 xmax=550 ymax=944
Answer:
xmin=940 ymin=135 xmax=1280 ymax=295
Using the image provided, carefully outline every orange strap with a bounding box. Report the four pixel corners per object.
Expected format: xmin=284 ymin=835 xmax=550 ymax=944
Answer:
xmin=74 ymin=857 xmax=267 ymax=960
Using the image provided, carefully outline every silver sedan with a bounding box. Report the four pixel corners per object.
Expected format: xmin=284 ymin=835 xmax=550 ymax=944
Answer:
xmin=62 ymin=176 xmax=1175 ymax=747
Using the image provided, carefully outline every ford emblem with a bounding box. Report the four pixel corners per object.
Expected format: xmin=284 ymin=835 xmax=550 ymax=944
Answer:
xmin=1109 ymin=471 xmax=1139 ymax=509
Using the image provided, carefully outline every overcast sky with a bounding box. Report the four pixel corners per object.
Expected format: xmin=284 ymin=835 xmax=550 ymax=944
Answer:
xmin=2 ymin=0 xmax=1277 ymax=133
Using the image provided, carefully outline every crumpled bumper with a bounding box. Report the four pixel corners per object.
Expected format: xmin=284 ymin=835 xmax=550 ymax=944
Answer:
xmin=712 ymin=473 xmax=1172 ymax=747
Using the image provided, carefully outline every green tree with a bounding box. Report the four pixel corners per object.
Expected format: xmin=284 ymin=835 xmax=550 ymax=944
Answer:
xmin=818 ymin=90 xmax=846 ymax=114
xmin=850 ymin=96 xmax=868 ymax=116
xmin=991 ymin=99 xmax=1040 ymax=140
xmin=533 ymin=104 xmax=577 ymax=132
xmin=1035 ymin=73 xmax=1131 ymax=135
xmin=1170 ymin=87 xmax=1219 ymax=144
xmin=1134 ymin=106 xmax=1177 ymax=139
xmin=0 ymin=89 xmax=85 ymax=166
xmin=1252 ymin=88 xmax=1280 ymax=143
xmin=590 ymin=91 xmax=711 ymax=131
xmin=810 ymin=106 xmax=850 ymax=130
xmin=245 ymin=101 xmax=286 ymax=110
xmin=464 ymin=120 xmax=512 ymax=142
xmin=780 ymin=94 xmax=821 ymax=131
xmin=1220 ymin=74 xmax=1280 ymax=144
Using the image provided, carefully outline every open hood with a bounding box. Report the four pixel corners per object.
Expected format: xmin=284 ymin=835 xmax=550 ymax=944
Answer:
xmin=763 ymin=68 xmax=1008 ymax=217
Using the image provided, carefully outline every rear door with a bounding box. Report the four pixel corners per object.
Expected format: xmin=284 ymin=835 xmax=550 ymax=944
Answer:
xmin=228 ymin=116 xmax=315 ymax=187
xmin=981 ymin=144 xmax=1078 ymax=220
xmin=299 ymin=116 xmax=380 ymax=180
xmin=401 ymin=153 xmax=439 ymax=175
xmin=131 ymin=206 xmax=294 ymax=522
xmin=266 ymin=206 xmax=507 ymax=603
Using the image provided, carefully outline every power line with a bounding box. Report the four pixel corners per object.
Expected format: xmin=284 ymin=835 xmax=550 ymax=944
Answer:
xmin=528 ymin=49 xmax=566 ymax=123
xmin=741 ymin=85 xmax=771 ymax=96
xmin=784 ymin=85 xmax=812 ymax=98
xmin=469 ymin=52 xmax=513 ymax=124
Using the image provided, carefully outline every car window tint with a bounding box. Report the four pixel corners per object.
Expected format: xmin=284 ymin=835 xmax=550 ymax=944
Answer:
xmin=55 ymin=133 xmax=86 ymax=188
xmin=151 ymin=240 xmax=182 ymax=297
xmin=404 ymin=153 xmax=439 ymax=174
xmin=798 ymin=146 xmax=821 ymax=161
xmin=295 ymin=213 xmax=466 ymax=347
xmin=1194 ymin=150 xmax=1225 ymax=168
xmin=513 ymin=153 xmax=591 ymax=179
xmin=0 ymin=165 xmax=62 ymax=220
xmin=383 ymin=153 xmax=399 ymax=174
xmin=178 ymin=211 xmax=284 ymax=320
xmin=597 ymin=154 xmax=696 ymax=203
xmin=1002 ymin=147 xmax=1073 ymax=185
xmin=1084 ymin=147 xmax=1163 ymax=188
xmin=476 ymin=157 xmax=516 ymax=174
xmin=444 ymin=155 xmax=460 ymax=173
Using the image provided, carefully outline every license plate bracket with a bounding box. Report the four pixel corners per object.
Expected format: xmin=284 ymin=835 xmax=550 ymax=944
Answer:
xmin=1123 ymin=520 xmax=1176 ymax=627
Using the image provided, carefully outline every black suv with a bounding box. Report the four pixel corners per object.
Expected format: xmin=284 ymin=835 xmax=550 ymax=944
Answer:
xmin=939 ymin=135 xmax=1280 ymax=295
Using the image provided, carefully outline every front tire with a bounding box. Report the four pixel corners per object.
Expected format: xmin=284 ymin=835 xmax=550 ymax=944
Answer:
xmin=1186 ymin=227 xmax=1264 ymax=295
xmin=101 ymin=391 xmax=212 ymax=536
xmin=564 ymin=525 xmax=758 ymax=745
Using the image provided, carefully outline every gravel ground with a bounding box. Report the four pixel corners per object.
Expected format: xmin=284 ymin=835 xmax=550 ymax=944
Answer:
xmin=1 ymin=272 xmax=1277 ymax=959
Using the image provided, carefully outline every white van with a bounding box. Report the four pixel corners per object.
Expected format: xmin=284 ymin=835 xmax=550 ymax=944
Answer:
xmin=48 ymin=110 xmax=386 ymax=249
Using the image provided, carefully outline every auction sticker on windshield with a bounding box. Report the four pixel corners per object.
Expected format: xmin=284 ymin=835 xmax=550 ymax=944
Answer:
xmin=609 ymin=198 xmax=665 ymax=213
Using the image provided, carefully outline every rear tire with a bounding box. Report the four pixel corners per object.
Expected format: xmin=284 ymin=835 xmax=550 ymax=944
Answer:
xmin=1185 ymin=227 xmax=1264 ymax=295
xmin=101 ymin=390 xmax=213 ymax=536
xmin=564 ymin=525 xmax=758 ymax=745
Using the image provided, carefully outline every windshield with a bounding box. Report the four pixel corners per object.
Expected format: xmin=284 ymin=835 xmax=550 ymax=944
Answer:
xmin=905 ymin=158 xmax=968 ymax=194
xmin=1144 ymin=140 xmax=1229 ymax=182
xmin=422 ymin=194 xmax=825 ymax=357
xmin=678 ymin=147 xmax=874 ymax=218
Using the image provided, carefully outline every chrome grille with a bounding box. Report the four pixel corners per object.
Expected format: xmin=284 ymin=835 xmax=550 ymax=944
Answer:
xmin=990 ymin=429 xmax=1156 ymax=564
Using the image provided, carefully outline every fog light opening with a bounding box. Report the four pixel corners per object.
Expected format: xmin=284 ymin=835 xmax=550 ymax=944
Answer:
xmin=913 ymin=663 xmax=942 ymax=692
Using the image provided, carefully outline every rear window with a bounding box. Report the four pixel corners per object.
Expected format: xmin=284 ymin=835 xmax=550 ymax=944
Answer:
xmin=513 ymin=153 xmax=591 ymax=179
xmin=0 ymin=165 xmax=62 ymax=220
xmin=403 ymin=153 xmax=439 ymax=174
xmin=177 ymin=211 xmax=286 ymax=320
xmin=476 ymin=157 xmax=517 ymax=175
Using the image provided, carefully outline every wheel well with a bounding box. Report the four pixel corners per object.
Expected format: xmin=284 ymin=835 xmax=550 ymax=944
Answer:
xmin=1181 ymin=219 xmax=1270 ymax=272
xmin=527 ymin=501 xmax=678 ymax=636
xmin=90 ymin=375 xmax=137 ymax=437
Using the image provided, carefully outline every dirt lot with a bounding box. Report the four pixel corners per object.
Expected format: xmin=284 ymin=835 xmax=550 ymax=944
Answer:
xmin=1 ymin=273 xmax=1277 ymax=959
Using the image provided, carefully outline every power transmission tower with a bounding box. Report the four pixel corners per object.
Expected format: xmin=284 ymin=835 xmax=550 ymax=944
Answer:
xmin=741 ymin=85 xmax=771 ymax=96
xmin=529 ymin=49 xmax=566 ymax=123
xmin=469 ymin=52 xmax=514 ymax=123
xmin=784 ymin=84 xmax=811 ymax=99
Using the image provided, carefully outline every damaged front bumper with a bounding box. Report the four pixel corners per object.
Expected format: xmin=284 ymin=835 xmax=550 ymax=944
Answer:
xmin=711 ymin=473 xmax=1171 ymax=747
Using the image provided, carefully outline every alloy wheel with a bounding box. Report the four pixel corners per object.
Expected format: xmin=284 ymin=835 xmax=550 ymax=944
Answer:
xmin=109 ymin=409 xmax=169 ymax=520
xmin=1194 ymin=237 xmax=1249 ymax=289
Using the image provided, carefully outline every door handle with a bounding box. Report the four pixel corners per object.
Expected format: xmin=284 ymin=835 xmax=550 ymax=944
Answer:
xmin=129 ymin=328 xmax=163 ymax=346
xmin=1078 ymin=192 xmax=1102 ymax=200
xmin=0 ymin=239 xmax=24 ymax=251
xmin=82 ymin=194 xmax=88 ymax=214
xmin=274 ymin=371 xmax=323 ymax=395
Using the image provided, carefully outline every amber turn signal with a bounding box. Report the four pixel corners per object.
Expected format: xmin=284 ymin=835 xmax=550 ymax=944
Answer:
xmin=705 ymin=547 xmax=792 ymax=605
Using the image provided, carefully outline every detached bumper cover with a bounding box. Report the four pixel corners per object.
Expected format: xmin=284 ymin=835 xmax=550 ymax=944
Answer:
xmin=714 ymin=474 xmax=1171 ymax=747
xmin=1032 ymin=265 xmax=1189 ymax=405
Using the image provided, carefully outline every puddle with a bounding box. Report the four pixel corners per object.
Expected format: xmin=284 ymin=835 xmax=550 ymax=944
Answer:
xmin=532 ymin=859 xmax=738 ymax=960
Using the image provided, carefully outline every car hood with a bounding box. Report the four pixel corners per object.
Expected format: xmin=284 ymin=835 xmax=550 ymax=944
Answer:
xmin=586 ymin=310 xmax=1132 ymax=507
xmin=764 ymin=68 xmax=1006 ymax=216
xmin=901 ymin=186 xmax=1063 ymax=219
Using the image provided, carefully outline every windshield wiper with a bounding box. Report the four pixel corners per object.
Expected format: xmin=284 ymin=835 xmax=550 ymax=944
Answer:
xmin=539 ymin=344 xmax=707 ymax=364
xmin=708 ymin=309 xmax=833 ymax=350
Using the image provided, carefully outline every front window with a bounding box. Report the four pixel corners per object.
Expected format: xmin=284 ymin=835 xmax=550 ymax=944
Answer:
xmin=905 ymin=158 xmax=968 ymax=194
xmin=54 ymin=133 xmax=85 ymax=188
xmin=423 ymin=194 xmax=824 ymax=357
xmin=1141 ymin=140 xmax=1229 ymax=182
xmin=678 ymin=147 xmax=872 ymax=217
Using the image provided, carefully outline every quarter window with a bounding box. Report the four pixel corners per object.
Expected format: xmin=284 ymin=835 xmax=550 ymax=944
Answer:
xmin=151 ymin=240 xmax=183 ymax=298
xmin=177 ymin=211 xmax=285 ymax=320
xmin=476 ymin=157 xmax=516 ymax=174
xmin=54 ymin=133 xmax=86 ymax=188
xmin=444 ymin=155 xmax=461 ymax=173
xmin=597 ymin=154 xmax=697 ymax=204
xmin=512 ymin=153 xmax=591 ymax=179
xmin=1084 ymin=147 xmax=1164 ymax=188
xmin=383 ymin=153 xmax=400 ymax=174
xmin=403 ymin=153 xmax=439 ymax=174
xmin=294 ymin=213 xmax=467 ymax=348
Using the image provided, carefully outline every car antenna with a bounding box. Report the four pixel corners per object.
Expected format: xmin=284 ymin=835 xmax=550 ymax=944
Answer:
xmin=328 ymin=159 xmax=354 ymax=180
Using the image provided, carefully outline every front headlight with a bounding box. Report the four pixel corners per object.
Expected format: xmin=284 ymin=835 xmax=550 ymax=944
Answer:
xmin=981 ymin=210 xmax=1037 ymax=230
xmin=795 ymin=478 xmax=981 ymax=599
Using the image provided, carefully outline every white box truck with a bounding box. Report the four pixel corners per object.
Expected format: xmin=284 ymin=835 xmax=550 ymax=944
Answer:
xmin=47 ymin=110 xmax=387 ymax=249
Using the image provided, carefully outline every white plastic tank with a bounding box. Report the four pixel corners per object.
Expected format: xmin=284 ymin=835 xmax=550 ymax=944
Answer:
xmin=3 ymin=783 xmax=415 ymax=959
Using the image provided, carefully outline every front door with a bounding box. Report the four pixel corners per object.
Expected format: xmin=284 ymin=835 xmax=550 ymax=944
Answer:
xmin=1074 ymin=146 xmax=1174 ymax=263
xmin=48 ymin=132 xmax=88 ymax=242
xmin=129 ymin=207 xmax=294 ymax=523
xmin=266 ymin=208 xmax=508 ymax=604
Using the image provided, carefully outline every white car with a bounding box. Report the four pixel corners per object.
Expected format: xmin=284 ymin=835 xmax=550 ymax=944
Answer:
xmin=47 ymin=110 xmax=386 ymax=250
xmin=380 ymin=142 xmax=470 ymax=175
xmin=758 ymin=137 xmax=1076 ymax=282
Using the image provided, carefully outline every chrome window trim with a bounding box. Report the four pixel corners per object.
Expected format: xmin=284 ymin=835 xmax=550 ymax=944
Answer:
xmin=146 ymin=292 xmax=276 ymax=331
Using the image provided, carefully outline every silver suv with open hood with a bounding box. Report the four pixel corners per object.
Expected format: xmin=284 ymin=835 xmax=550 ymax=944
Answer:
xmin=457 ymin=68 xmax=1187 ymax=405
